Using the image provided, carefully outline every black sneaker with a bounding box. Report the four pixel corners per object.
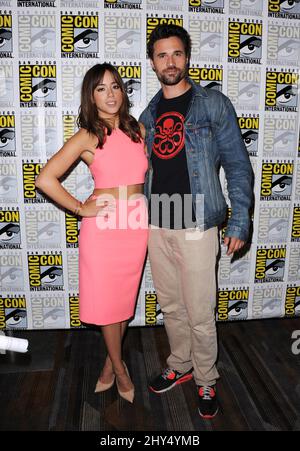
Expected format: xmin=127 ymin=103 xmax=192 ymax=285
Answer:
xmin=198 ymin=385 xmax=219 ymax=419
xmin=149 ymin=368 xmax=193 ymax=394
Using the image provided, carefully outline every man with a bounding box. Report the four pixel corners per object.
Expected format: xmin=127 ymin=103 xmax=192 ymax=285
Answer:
xmin=139 ymin=25 xmax=253 ymax=419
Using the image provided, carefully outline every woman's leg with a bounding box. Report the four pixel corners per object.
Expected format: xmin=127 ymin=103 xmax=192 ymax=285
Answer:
xmin=100 ymin=320 xmax=133 ymax=391
xmin=99 ymin=320 xmax=128 ymax=380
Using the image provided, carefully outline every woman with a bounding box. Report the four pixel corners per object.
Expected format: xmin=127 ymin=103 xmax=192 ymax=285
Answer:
xmin=36 ymin=63 xmax=149 ymax=403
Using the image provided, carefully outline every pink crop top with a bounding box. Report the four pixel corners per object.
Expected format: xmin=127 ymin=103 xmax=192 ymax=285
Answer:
xmin=89 ymin=128 xmax=148 ymax=189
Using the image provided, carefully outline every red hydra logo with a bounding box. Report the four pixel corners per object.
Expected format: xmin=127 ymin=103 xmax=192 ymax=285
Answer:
xmin=153 ymin=112 xmax=184 ymax=159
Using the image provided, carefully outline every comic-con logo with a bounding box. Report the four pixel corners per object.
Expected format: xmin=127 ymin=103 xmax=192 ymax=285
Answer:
xmin=252 ymin=285 xmax=284 ymax=319
xmin=116 ymin=64 xmax=141 ymax=107
xmin=217 ymin=288 xmax=249 ymax=321
xmin=267 ymin=22 xmax=300 ymax=67
xmin=219 ymin=240 xmax=251 ymax=285
xmin=153 ymin=112 xmax=184 ymax=160
xmin=189 ymin=66 xmax=223 ymax=91
xmin=0 ymin=209 xmax=21 ymax=249
xmin=23 ymin=162 xmax=45 ymax=203
xmin=18 ymin=12 xmax=56 ymax=58
xmin=255 ymin=246 xmax=286 ymax=283
xmin=288 ymin=245 xmax=300 ymax=281
xmin=146 ymin=58 xmax=161 ymax=103
xmin=238 ymin=115 xmax=259 ymax=157
xmin=260 ymin=161 xmax=293 ymax=201
xmin=0 ymin=161 xmax=18 ymax=203
xmin=268 ymin=0 xmax=300 ymax=19
xmin=0 ymin=113 xmax=15 ymax=156
xmin=21 ymin=111 xmax=57 ymax=159
xmin=104 ymin=12 xmax=141 ymax=60
xmin=67 ymin=251 xmax=79 ymax=291
xmin=189 ymin=0 xmax=224 ymax=13
xmin=285 ymin=285 xmax=300 ymax=316
xmin=104 ymin=0 xmax=142 ymax=9
xmin=25 ymin=206 xmax=61 ymax=249
xmin=19 ymin=63 xmax=57 ymax=107
xmin=263 ymin=115 xmax=298 ymax=158
xmin=258 ymin=203 xmax=289 ymax=244
xmin=265 ymin=70 xmax=299 ymax=112
xmin=69 ymin=295 xmax=83 ymax=328
xmin=28 ymin=252 xmax=64 ymax=291
xmin=65 ymin=212 xmax=80 ymax=248
xmin=0 ymin=296 xmax=27 ymax=330
xmin=63 ymin=113 xmax=78 ymax=143
xmin=0 ymin=252 xmax=24 ymax=291
xmin=61 ymin=62 xmax=91 ymax=107
xmin=189 ymin=15 xmax=223 ymax=62
xmin=61 ymin=13 xmax=99 ymax=58
xmin=228 ymin=20 xmax=262 ymax=64
xmin=145 ymin=292 xmax=163 ymax=326
xmin=291 ymin=205 xmax=300 ymax=242
xmin=0 ymin=13 xmax=12 ymax=58
xmin=146 ymin=15 xmax=183 ymax=45
xmin=31 ymin=294 xmax=66 ymax=329
xmin=227 ymin=66 xmax=260 ymax=111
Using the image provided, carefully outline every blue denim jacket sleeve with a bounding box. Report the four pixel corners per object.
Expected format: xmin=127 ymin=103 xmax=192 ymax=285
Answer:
xmin=215 ymin=96 xmax=254 ymax=241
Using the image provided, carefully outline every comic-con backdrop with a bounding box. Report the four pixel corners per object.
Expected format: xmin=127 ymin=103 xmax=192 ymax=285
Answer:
xmin=0 ymin=0 xmax=300 ymax=330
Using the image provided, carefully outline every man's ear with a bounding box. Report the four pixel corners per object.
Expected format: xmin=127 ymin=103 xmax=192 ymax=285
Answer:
xmin=150 ymin=60 xmax=156 ymax=72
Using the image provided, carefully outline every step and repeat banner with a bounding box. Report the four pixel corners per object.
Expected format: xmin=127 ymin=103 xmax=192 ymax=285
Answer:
xmin=0 ymin=0 xmax=300 ymax=331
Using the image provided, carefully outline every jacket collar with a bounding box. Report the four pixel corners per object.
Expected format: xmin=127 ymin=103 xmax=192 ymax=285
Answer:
xmin=148 ymin=76 xmax=208 ymax=118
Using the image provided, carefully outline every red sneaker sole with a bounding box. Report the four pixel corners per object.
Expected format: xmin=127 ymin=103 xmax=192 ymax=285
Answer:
xmin=149 ymin=373 xmax=193 ymax=394
xmin=175 ymin=373 xmax=193 ymax=384
xmin=198 ymin=407 xmax=219 ymax=419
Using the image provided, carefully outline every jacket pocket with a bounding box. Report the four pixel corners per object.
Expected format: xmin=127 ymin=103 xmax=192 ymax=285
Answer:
xmin=193 ymin=125 xmax=212 ymax=139
xmin=186 ymin=123 xmax=212 ymax=138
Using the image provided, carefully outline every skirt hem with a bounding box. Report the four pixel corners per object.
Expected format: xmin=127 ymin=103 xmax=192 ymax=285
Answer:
xmin=80 ymin=314 xmax=134 ymax=327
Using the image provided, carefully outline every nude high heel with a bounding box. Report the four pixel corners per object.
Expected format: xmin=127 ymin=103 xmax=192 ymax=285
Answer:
xmin=94 ymin=373 xmax=115 ymax=393
xmin=116 ymin=361 xmax=135 ymax=403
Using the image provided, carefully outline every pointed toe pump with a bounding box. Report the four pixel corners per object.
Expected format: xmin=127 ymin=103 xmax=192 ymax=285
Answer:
xmin=94 ymin=373 xmax=116 ymax=393
xmin=116 ymin=362 xmax=135 ymax=403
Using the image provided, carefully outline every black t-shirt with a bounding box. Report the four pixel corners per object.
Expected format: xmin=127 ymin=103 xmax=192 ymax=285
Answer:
xmin=150 ymin=87 xmax=196 ymax=229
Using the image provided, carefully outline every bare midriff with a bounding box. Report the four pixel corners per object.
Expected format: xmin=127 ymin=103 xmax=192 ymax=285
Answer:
xmin=92 ymin=183 xmax=144 ymax=199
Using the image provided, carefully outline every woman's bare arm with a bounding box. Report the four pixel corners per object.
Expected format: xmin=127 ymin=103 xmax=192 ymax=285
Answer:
xmin=35 ymin=128 xmax=96 ymax=215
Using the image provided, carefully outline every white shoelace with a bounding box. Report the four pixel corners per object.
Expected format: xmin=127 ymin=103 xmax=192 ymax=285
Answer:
xmin=201 ymin=386 xmax=213 ymax=400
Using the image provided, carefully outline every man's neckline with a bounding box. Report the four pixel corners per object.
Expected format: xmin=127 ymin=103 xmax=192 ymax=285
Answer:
xmin=162 ymin=85 xmax=192 ymax=101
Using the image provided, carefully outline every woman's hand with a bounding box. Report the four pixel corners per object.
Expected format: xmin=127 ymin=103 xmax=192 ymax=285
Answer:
xmin=80 ymin=196 xmax=116 ymax=218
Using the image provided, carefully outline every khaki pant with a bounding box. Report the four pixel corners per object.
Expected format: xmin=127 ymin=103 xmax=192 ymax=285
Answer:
xmin=148 ymin=226 xmax=220 ymax=386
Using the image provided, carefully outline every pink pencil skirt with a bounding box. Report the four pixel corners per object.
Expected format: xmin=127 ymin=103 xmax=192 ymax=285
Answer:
xmin=79 ymin=195 xmax=148 ymax=326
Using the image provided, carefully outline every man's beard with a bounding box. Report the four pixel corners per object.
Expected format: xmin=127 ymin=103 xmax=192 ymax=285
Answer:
xmin=155 ymin=66 xmax=187 ymax=86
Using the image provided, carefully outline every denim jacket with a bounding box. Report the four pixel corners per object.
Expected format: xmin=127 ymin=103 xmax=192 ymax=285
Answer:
xmin=139 ymin=78 xmax=254 ymax=241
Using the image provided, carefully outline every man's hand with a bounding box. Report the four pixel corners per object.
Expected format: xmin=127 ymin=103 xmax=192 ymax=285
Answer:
xmin=223 ymin=236 xmax=245 ymax=256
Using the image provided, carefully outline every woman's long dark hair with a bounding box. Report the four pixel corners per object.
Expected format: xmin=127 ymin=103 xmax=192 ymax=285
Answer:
xmin=77 ymin=63 xmax=142 ymax=148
